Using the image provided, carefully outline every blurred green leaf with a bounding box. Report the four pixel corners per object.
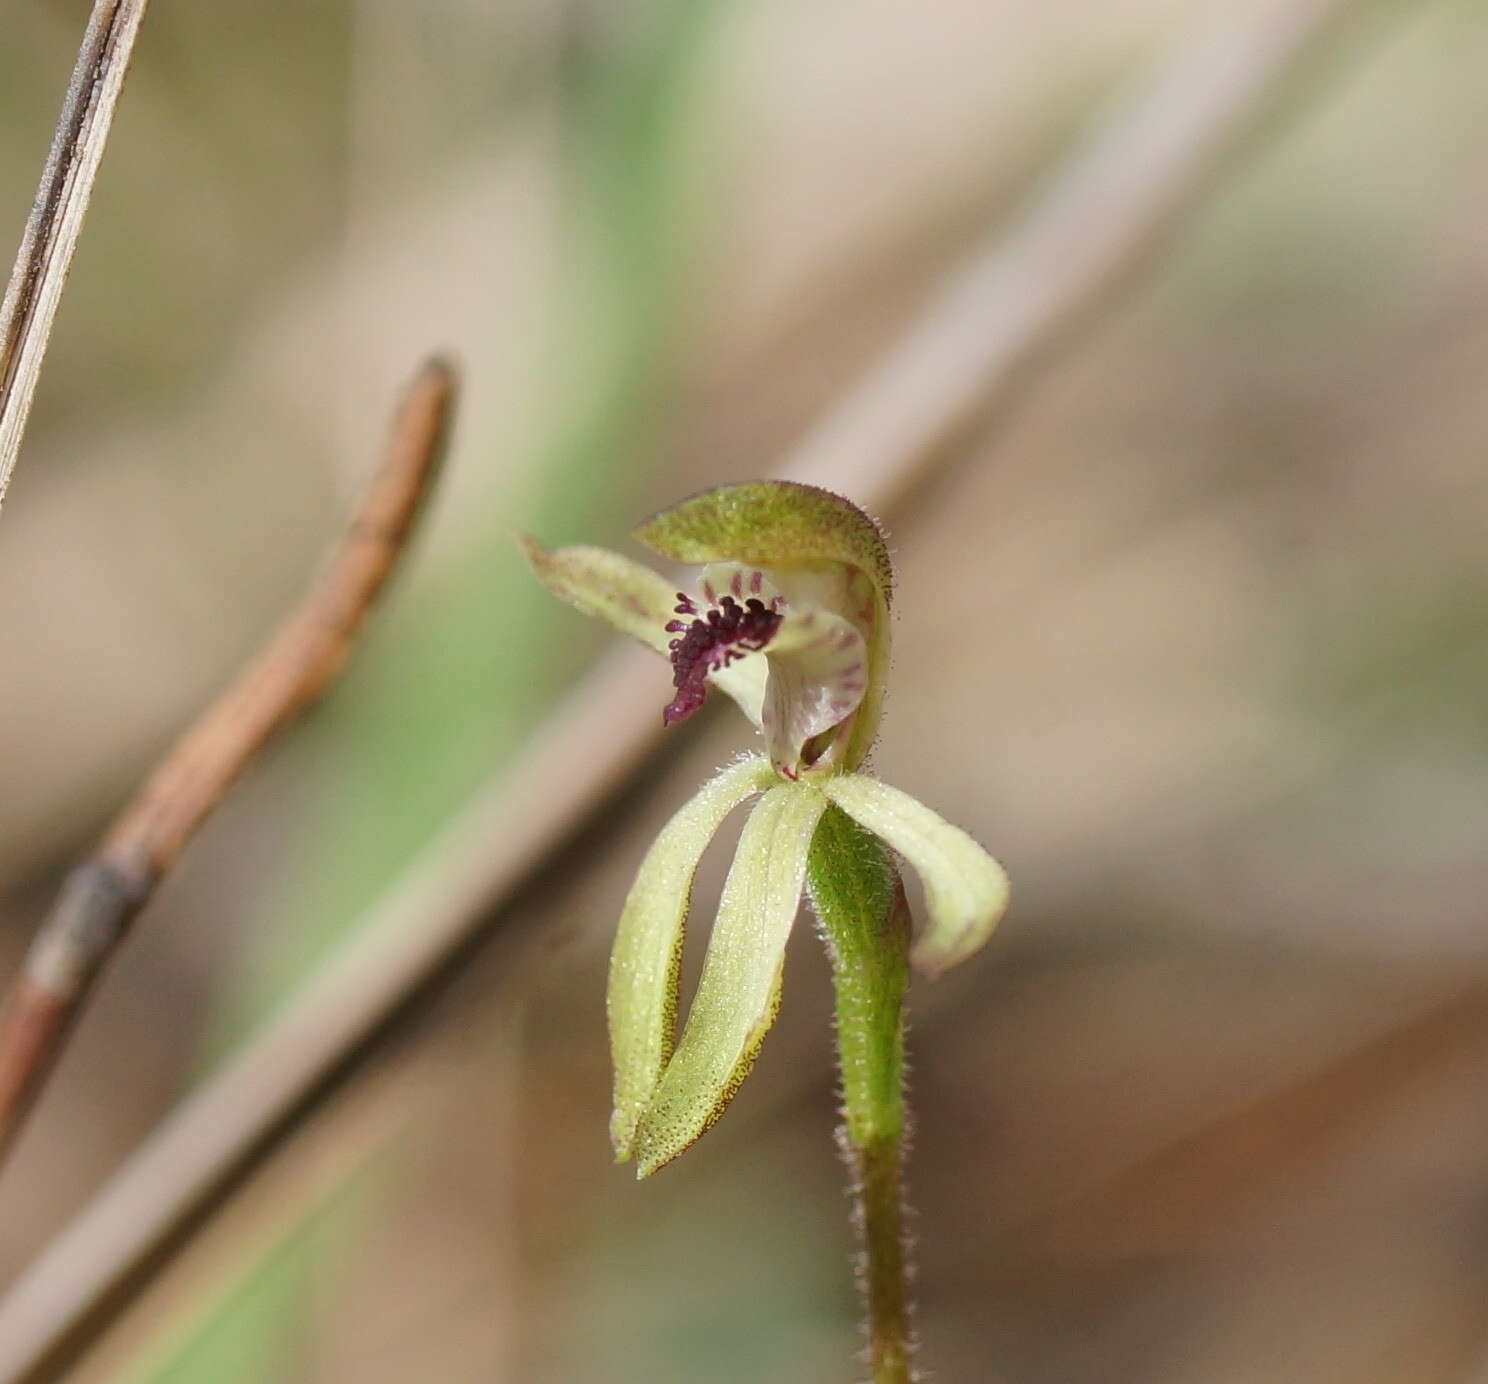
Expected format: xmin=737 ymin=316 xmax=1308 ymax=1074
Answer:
xmin=109 ymin=1154 xmax=377 ymax=1384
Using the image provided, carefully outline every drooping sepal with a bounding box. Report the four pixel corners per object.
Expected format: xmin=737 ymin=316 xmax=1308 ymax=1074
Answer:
xmin=820 ymin=775 xmax=1009 ymax=978
xmin=631 ymin=781 xmax=828 ymax=1176
xmin=608 ymin=756 xmax=775 ymax=1160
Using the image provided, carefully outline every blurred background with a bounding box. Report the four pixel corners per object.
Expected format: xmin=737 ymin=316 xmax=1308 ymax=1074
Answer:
xmin=2 ymin=0 xmax=1488 ymax=1379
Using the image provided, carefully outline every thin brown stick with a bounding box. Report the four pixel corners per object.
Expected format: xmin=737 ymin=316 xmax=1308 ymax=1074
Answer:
xmin=0 ymin=0 xmax=1387 ymax=1376
xmin=0 ymin=359 xmax=456 ymax=1166
xmin=0 ymin=0 xmax=150 ymax=517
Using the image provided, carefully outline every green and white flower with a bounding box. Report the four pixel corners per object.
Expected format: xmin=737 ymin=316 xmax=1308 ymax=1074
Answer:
xmin=522 ymin=481 xmax=1008 ymax=1175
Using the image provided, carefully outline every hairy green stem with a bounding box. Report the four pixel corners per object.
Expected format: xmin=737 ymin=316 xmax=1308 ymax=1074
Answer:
xmin=808 ymin=803 xmax=913 ymax=1382
xmin=845 ymin=1133 xmax=911 ymax=1382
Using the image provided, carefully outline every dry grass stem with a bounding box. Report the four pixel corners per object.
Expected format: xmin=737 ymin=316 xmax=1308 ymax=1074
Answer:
xmin=0 ymin=0 xmax=150 ymax=518
xmin=779 ymin=0 xmax=1364 ymax=513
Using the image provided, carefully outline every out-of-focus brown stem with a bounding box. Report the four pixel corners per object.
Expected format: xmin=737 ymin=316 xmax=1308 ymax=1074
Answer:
xmin=0 ymin=359 xmax=456 ymax=1166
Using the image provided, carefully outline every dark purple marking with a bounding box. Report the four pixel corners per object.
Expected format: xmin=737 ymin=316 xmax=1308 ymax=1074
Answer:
xmin=664 ymin=595 xmax=782 ymax=726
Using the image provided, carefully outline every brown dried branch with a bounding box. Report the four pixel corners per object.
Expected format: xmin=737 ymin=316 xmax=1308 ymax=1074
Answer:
xmin=0 ymin=0 xmax=150 ymax=517
xmin=0 ymin=359 xmax=456 ymax=1166
xmin=0 ymin=0 xmax=1391 ymax=1376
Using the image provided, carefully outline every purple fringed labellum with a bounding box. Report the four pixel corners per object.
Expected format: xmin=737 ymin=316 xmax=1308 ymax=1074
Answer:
xmin=664 ymin=592 xmax=783 ymax=726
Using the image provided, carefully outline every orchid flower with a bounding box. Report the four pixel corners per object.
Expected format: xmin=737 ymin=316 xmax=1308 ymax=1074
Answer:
xmin=520 ymin=481 xmax=1009 ymax=1182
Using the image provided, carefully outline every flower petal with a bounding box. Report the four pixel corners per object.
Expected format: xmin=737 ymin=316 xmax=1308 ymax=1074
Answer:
xmin=636 ymin=484 xmax=893 ymax=772
xmin=761 ymin=605 xmax=868 ymax=774
xmin=632 ymin=781 xmax=828 ymax=1176
xmin=687 ymin=561 xmax=871 ymax=773
xmin=517 ymin=535 xmax=762 ymax=718
xmin=608 ymin=756 xmax=775 ymax=1159
xmin=820 ymin=775 xmax=1009 ymax=978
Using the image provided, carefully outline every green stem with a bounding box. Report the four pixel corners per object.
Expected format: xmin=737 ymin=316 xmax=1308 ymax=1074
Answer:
xmin=807 ymin=803 xmax=913 ymax=1383
xmin=847 ymin=1133 xmax=911 ymax=1382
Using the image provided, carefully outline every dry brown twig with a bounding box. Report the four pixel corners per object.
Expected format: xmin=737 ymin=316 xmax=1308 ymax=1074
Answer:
xmin=0 ymin=0 xmax=1392 ymax=1376
xmin=0 ymin=0 xmax=150 ymax=518
xmin=0 ymin=359 xmax=456 ymax=1165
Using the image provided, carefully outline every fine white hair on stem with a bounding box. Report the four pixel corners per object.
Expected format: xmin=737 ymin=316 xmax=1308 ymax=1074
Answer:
xmin=0 ymin=0 xmax=150 ymax=518
xmin=0 ymin=0 xmax=1387 ymax=1376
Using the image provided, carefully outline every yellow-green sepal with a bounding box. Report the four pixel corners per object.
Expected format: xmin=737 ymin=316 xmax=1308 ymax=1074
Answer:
xmin=608 ymin=756 xmax=775 ymax=1160
xmin=517 ymin=535 xmax=678 ymax=654
xmin=633 ymin=481 xmax=894 ymax=603
xmin=632 ymin=780 xmax=828 ymax=1176
xmin=820 ymin=775 xmax=1009 ymax=978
